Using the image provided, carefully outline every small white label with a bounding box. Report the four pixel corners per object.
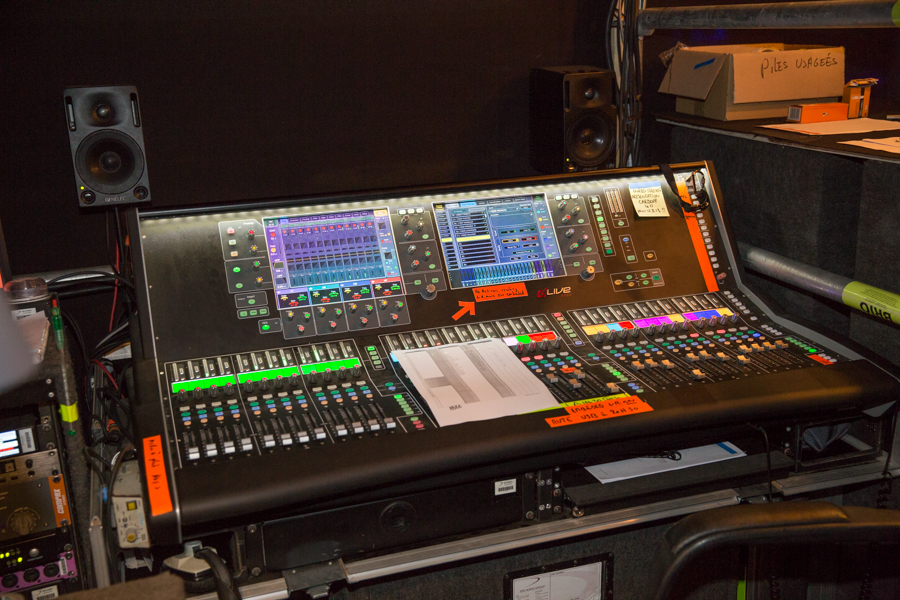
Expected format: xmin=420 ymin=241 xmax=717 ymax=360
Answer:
xmin=58 ymin=556 xmax=69 ymax=576
xmin=629 ymin=182 xmax=670 ymax=218
xmin=12 ymin=307 xmax=37 ymax=320
xmin=33 ymin=585 xmax=60 ymax=599
xmin=18 ymin=428 xmax=35 ymax=453
xmin=494 ymin=478 xmax=517 ymax=495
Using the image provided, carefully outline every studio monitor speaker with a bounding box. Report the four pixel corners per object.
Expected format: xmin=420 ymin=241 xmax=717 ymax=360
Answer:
xmin=529 ymin=67 xmax=617 ymax=174
xmin=64 ymin=85 xmax=151 ymax=207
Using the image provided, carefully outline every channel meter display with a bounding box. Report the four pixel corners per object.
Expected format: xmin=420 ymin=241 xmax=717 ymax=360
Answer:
xmin=434 ymin=194 xmax=566 ymax=289
xmin=264 ymin=209 xmax=404 ymax=310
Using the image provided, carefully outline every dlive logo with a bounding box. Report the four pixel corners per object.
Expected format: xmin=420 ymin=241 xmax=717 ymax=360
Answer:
xmin=537 ymin=286 xmax=571 ymax=298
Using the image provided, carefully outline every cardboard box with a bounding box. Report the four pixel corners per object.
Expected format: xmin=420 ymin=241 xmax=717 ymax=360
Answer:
xmin=659 ymin=43 xmax=845 ymax=121
xmin=787 ymin=102 xmax=848 ymax=124
xmin=843 ymin=78 xmax=878 ymax=118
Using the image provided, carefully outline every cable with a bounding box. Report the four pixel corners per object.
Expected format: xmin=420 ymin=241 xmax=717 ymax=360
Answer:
xmin=47 ymin=270 xmax=135 ymax=290
xmin=110 ymin=244 xmax=120 ymax=332
xmin=91 ymin=359 xmax=119 ymax=391
xmin=748 ymin=424 xmax=774 ymax=502
xmin=195 ymin=548 xmax=242 ymax=600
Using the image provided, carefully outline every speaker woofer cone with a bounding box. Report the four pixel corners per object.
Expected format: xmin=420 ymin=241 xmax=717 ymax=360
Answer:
xmin=565 ymin=112 xmax=614 ymax=166
xmin=74 ymin=130 xmax=144 ymax=194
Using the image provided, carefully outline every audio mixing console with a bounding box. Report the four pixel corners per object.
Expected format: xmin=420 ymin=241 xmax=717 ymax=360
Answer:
xmin=129 ymin=163 xmax=899 ymax=573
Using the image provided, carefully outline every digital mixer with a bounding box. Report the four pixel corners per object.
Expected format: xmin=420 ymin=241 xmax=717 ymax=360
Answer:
xmin=128 ymin=162 xmax=900 ymax=573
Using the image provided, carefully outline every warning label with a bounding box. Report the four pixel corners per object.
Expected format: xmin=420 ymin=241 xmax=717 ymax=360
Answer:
xmin=473 ymin=283 xmax=528 ymax=302
xmin=546 ymin=395 xmax=653 ymax=427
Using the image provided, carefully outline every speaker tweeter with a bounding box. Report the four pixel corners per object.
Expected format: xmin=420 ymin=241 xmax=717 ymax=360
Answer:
xmin=64 ymin=85 xmax=151 ymax=208
xmin=529 ymin=67 xmax=617 ymax=174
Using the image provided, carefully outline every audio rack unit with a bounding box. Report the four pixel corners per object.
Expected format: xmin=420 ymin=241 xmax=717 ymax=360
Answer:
xmin=128 ymin=162 xmax=900 ymax=579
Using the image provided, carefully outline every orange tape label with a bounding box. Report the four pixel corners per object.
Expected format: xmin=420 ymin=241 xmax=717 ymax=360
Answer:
xmin=473 ymin=283 xmax=528 ymax=302
xmin=143 ymin=435 xmax=174 ymax=516
xmin=676 ymin=181 xmax=719 ymax=293
xmin=48 ymin=475 xmax=71 ymax=527
xmin=545 ymin=395 xmax=653 ymax=427
xmin=809 ymin=354 xmax=834 ymax=365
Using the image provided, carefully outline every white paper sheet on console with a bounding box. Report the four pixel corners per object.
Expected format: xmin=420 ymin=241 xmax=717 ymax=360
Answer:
xmin=393 ymin=338 xmax=558 ymax=427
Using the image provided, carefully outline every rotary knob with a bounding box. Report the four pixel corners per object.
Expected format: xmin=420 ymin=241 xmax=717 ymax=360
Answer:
xmin=568 ymin=242 xmax=579 ymax=253
xmin=410 ymin=260 xmax=420 ymax=270
xmin=317 ymin=306 xmax=327 ymax=316
xmin=561 ymin=214 xmax=571 ymax=224
xmin=564 ymin=228 xmax=575 ymax=238
xmin=579 ymin=233 xmax=589 ymax=244
xmin=247 ymin=230 xmax=255 ymax=240
xmin=8 ymin=508 xmax=39 ymax=537
xmin=404 ymin=230 xmax=413 ymax=240
xmin=348 ymin=303 xmax=358 ymax=313
xmin=379 ymin=299 xmax=389 ymax=310
xmin=557 ymin=200 xmax=567 ymax=211
xmin=406 ymin=244 xmax=417 ymax=255
xmin=400 ymin=214 xmax=410 ymax=225
xmin=416 ymin=220 xmax=425 ymax=231
xmin=421 ymin=284 xmax=437 ymax=300
xmin=580 ymin=266 xmax=595 ymax=280
xmin=360 ymin=316 xmax=369 ymax=327
xmin=571 ymin=205 xmax=581 ymax=215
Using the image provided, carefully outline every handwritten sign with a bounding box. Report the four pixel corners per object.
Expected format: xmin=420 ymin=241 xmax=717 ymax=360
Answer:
xmin=143 ymin=435 xmax=174 ymax=516
xmin=545 ymin=395 xmax=653 ymax=428
xmin=473 ymin=283 xmax=528 ymax=302
xmin=628 ymin=183 xmax=669 ymax=218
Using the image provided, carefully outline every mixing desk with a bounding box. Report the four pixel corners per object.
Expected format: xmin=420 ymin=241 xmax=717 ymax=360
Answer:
xmin=129 ymin=162 xmax=899 ymax=573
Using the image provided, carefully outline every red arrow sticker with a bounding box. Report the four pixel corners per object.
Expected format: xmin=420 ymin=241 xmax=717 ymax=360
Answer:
xmin=452 ymin=301 xmax=476 ymax=321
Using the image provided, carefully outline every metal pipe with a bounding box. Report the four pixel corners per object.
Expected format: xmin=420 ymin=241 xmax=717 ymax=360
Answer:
xmin=739 ymin=242 xmax=900 ymax=324
xmin=639 ymin=0 xmax=900 ymax=35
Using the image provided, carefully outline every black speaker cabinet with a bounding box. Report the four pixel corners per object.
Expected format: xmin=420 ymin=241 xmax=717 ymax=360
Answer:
xmin=529 ymin=67 xmax=617 ymax=174
xmin=63 ymin=85 xmax=151 ymax=207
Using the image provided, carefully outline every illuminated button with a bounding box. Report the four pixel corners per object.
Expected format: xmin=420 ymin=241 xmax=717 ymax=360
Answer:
xmin=227 ymin=227 xmax=235 ymax=235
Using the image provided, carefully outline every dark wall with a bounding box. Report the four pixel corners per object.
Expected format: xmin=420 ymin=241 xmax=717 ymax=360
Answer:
xmin=0 ymin=1 xmax=608 ymax=276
